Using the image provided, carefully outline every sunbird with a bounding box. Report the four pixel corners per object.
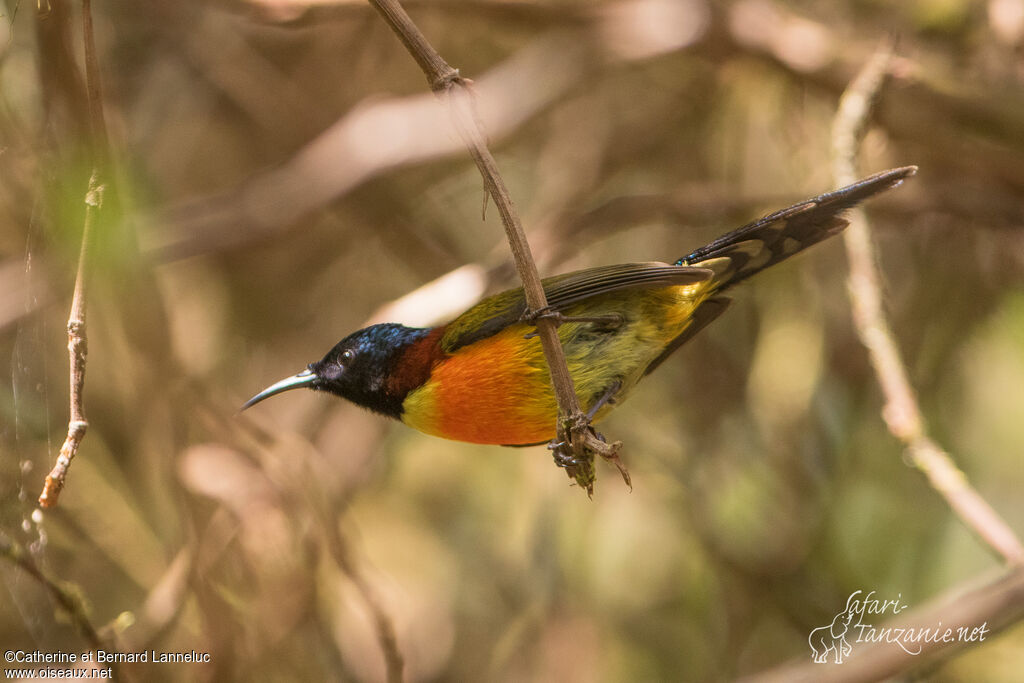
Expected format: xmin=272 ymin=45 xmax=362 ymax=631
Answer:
xmin=243 ymin=167 xmax=915 ymax=446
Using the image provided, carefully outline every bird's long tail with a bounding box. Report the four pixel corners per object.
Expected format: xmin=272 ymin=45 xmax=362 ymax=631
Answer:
xmin=676 ymin=166 xmax=916 ymax=292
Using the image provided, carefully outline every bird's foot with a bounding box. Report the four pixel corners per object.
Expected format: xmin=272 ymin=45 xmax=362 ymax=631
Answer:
xmin=548 ymin=415 xmax=629 ymax=496
xmin=549 ymin=442 xmax=596 ymax=497
xmin=585 ymin=381 xmax=622 ymax=421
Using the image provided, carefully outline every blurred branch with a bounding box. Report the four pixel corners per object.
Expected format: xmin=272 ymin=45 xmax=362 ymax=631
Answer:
xmin=39 ymin=0 xmax=112 ymax=508
xmin=253 ymin=0 xmax=590 ymax=31
xmin=320 ymin=508 xmax=404 ymax=683
xmin=711 ymin=3 xmax=1024 ymax=206
xmin=0 ymin=531 xmax=119 ymax=677
xmin=152 ymin=2 xmax=1024 ymax=264
xmin=742 ymin=564 xmax=1024 ymax=682
xmin=150 ymin=32 xmax=593 ymax=261
xmin=230 ymin=398 xmax=402 ymax=678
xmin=109 ymin=548 xmax=194 ymax=652
xmin=151 ymin=0 xmax=710 ymax=263
xmin=368 ymin=0 xmax=623 ymax=492
xmin=832 ymin=44 xmax=1024 ymax=564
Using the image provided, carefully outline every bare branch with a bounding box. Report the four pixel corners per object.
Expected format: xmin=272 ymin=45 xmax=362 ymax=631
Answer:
xmin=39 ymin=0 xmax=111 ymax=508
xmin=367 ymin=0 xmax=621 ymax=491
xmin=150 ymin=34 xmax=592 ymax=261
xmin=831 ymin=44 xmax=1023 ymax=563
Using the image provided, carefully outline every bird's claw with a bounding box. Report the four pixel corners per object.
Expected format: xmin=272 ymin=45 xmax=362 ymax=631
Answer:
xmin=547 ymin=423 xmax=630 ymax=495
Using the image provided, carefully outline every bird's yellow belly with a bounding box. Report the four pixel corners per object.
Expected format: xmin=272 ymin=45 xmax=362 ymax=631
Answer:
xmin=401 ymin=284 xmax=707 ymax=446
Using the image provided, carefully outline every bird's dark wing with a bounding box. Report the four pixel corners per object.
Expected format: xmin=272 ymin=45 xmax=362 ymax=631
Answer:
xmin=539 ymin=262 xmax=712 ymax=311
xmin=441 ymin=262 xmax=713 ymax=353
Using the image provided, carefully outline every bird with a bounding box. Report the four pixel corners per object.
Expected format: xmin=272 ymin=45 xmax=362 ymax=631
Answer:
xmin=242 ymin=166 xmax=916 ymax=447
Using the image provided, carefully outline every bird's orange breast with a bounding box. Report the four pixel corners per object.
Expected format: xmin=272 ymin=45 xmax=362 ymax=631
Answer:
xmin=401 ymin=324 xmax=559 ymax=445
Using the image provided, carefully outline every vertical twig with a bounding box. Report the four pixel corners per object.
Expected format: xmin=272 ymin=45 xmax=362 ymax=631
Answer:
xmin=832 ymin=43 xmax=1024 ymax=564
xmin=367 ymin=0 xmax=624 ymax=493
xmin=39 ymin=0 xmax=109 ymax=508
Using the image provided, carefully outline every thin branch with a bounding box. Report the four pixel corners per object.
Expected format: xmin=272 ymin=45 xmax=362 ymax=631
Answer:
xmin=367 ymin=0 xmax=623 ymax=492
xmin=831 ymin=42 xmax=1024 ymax=564
xmin=39 ymin=0 xmax=110 ymax=508
xmin=81 ymin=0 xmax=111 ymax=160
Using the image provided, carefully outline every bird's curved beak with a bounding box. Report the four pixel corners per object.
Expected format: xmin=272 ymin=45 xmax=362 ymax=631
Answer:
xmin=241 ymin=368 xmax=317 ymax=411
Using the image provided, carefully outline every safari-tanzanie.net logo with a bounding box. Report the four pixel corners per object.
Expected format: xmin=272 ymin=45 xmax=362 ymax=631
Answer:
xmin=808 ymin=590 xmax=989 ymax=664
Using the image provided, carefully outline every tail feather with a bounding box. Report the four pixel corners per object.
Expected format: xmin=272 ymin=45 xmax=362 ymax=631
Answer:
xmin=676 ymin=166 xmax=916 ymax=291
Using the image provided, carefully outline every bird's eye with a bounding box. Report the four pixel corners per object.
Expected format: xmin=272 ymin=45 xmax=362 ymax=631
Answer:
xmin=340 ymin=349 xmax=354 ymax=365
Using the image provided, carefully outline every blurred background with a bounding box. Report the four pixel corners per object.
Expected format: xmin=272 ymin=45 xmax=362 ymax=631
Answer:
xmin=2 ymin=0 xmax=1024 ymax=680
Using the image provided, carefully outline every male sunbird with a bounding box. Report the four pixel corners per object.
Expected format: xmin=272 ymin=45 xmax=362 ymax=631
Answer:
xmin=243 ymin=167 xmax=915 ymax=446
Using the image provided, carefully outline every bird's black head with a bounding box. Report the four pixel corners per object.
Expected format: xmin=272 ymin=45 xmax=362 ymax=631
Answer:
xmin=242 ymin=323 xmax=430 ymax=418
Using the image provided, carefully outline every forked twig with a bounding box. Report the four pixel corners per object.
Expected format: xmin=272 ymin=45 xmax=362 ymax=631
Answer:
xmin=832 ymin=42 xmax=1023 ymax=564
xmin=367 ymin=0 xmax=623 ymax=493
